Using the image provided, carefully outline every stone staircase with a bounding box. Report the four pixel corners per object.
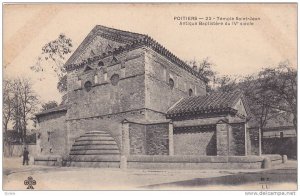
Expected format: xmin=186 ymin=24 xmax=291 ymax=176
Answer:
xmin=68 ymin=131 xmax=121 ymax=168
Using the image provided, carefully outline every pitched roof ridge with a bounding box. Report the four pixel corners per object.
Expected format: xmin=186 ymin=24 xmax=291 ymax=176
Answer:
xmin=95 ymin=25 xmax=146 ymax=39
xmin=167 ymin=97 xmax=185 ymax=113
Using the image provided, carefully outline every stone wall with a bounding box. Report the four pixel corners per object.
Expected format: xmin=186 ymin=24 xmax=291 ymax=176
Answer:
xmin=144 ymin=48 xmax=206 ymax=115
xmin=126 ymin=154 xmax=283 ymax=170
xmin=67 ymin=110 xmax=146 ymax=154
xmin=67 ymin=48 xmax=146 ymax=120
xmin=37 ymin=111 xmax=67 ymax=156
xmin=127 ymin=122 xmax=169 ymax=155
xmin=230 ymin=123 xmax=246 ymax=156
xmin=64 ymin=47 xmax=148 ymax=154
xmin=129 ymin=123 xmax=146 ymax=154
xmin=216 ymin=123 xmax=229 ymax=156
xmin=146 ymin=123 xmax=169 ymax=155
xmin=174 ymin=129 xmax=216 ymax=155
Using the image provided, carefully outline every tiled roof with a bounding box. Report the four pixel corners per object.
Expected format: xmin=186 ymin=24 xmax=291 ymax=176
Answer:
xmin=36 ymin=104 xmax=67 ymax=117
xmin=166 ymin=90 xmax=245 ymax=118
xmin=64 ymin=25 xmax=207 ymax=82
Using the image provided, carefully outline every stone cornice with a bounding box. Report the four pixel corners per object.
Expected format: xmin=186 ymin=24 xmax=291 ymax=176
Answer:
xmin=166 ymin=107 xmax=238 ymax=120
xmin=174 ymin=124 xmax=216 ymax=134
xmin=65 ymin=34 xmax=208 ymax=82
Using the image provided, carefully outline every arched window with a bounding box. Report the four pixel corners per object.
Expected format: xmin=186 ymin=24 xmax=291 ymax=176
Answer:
xmin=84 ymin=81 xmax=92 ymax=92
xmin=98 ymin=61 xmax=104 ymax=67
xmin=169 ymin=78 xmax=174 ymax=89
xmin=110 ymin=74 xmax=120 ymax=86
xmin=188 ymin=88 xmax=193 ymax=96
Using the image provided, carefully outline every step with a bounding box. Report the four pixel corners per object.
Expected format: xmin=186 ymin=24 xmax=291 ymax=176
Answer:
xmin=68 ymin=161 xmax=120 ymax=168
xmin=85 ymin=131 xmax=109 ymax=134
xmin=70 ymin=149 xmax=120 ymax=154
xmin=79 ymin=135 xmax=113 ymax=139
xmin=71 ymin=145 xmax=119 ymax=151
xmin=69 ymin=151 xmax=120 ymax=155
xmin=75 ymin=138 xmax=115 ymax=142
xmin=68 ymin=155 xmax=121 ymax=162
xmin=80 ymin=133 xmax=111 ymax=137
xmin=73 ymin=140 xmax=117 ymax=145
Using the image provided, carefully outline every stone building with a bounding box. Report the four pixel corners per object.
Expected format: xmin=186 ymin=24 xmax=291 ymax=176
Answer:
xmin=35 ymin=25 xmax=253 ymax=167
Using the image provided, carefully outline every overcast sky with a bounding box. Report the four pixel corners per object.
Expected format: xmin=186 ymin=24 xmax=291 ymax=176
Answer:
xmin=3 ymin=3 xmax=297 ymax=104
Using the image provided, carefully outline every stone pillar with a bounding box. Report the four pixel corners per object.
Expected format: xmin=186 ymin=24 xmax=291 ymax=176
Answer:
xmin=216 ymin=122 xmax=229 ymax=156
xmin=121 ymin=121 xmax=130 ymax=169
xmin=65 ymin=121 xmax=72 ymax=156
xmin=258 ymin=127 xmax=262 ymax=156
xmin=244 ymin=122 xmax=247 ymax=156
xmin=168 ymin=122 xmax=174 ymax=156
xmin=282 ymin=155 xmax=288 ymax=163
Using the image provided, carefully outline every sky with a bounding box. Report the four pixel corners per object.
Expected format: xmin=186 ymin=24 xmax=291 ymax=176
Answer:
xmin=3 ymin=3 xmax=297 ymax=104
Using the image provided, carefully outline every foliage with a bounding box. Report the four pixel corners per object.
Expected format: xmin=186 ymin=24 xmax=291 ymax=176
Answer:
xmin=186 ymin=57 xmax=217 ymax=92
xmin=3 ymin=79 xmax=14 ymax=141
xmin=3 ymin=78 xmax=39 ymax=144
xmin=214 ymin=75 xmax=238 ymax=93
xmin=257 ymin=61 xmax=297 ymax=130
xmin=30 ymin=34 xmax=73 ymax=93
xmin=186 ymin=59 xmax=297 ymax=132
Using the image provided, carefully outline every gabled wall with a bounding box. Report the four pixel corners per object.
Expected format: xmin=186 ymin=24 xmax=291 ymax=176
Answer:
xmin=66 ymin=47 xmax=147 ymax=151
xmin=67 ymin=48 xmax=146 ymax=120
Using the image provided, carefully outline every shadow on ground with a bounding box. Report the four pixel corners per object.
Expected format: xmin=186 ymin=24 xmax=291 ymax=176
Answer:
xmin=144 ymin=168 xmax=297 ymax=189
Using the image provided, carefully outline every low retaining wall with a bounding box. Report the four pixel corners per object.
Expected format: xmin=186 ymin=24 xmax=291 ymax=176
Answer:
xmin=34 ymin=154 xmax=283 ymax=169
xmin=126 ymin=154 xmax=283 ymax=169
xmin=34 ymin=155 xmax=62 ymax=166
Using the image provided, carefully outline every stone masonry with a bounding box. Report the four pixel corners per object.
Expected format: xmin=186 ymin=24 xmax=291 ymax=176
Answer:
xmin=35 ymin=25 xmax=252 ymax=167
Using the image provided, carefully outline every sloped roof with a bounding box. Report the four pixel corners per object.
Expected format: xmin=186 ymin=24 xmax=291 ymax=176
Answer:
xmin=167 ymin=90 xmax=249 ymax=118
xmin=64 ymin=25 xmax=207 ymax=82
xmin=36 ymin=104 xmax=67 ymax=117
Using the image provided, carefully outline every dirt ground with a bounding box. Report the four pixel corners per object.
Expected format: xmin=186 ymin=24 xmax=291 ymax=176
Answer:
xmin=2 ymin=157 xmax=297 ymax=190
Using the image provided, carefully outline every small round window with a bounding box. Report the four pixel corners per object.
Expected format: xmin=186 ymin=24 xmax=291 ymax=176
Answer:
xmin=188 ymin=89 xmax=193 ymax=96
xmin=110 ymin=74 xmax=120 ymax=86
xmin=169 ymin=78 xmax=174 ymax=89
xmin=84 ymin=81 xmax=92 ymax=92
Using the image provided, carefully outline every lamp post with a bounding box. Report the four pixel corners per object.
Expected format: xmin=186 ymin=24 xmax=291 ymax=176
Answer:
xmin=258 ymin=126 xmax=262 ymax=156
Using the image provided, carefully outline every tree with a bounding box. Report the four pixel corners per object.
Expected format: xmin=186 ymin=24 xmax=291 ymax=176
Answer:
xmin=41 ymin=101 xmax=58 ymax=111
xmin=3 ymin=79 xmax=14 ymax=143
xmin=258 ymin=61 xmax=297 ymax=131
xmin=214 ymin=73 xmax=283 ymax=130
xmin=2 ymin=79 xmax=14 ymax=155
xmin=13 ymin=78 xmax=39 ymax=143
xmin=214 ymin=75 xmax=238 ymax=92
xmin=238 ymin=75 xmax=281 ymax=129
xmin=30 ymin=34 xmax=73 ymax=93
xmin=186 ymin=57 xmax=217 ymax=91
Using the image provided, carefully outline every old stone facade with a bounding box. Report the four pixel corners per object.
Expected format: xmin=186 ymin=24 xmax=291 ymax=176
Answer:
xmin=35 ymin=25 xmax=252 ymax=167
